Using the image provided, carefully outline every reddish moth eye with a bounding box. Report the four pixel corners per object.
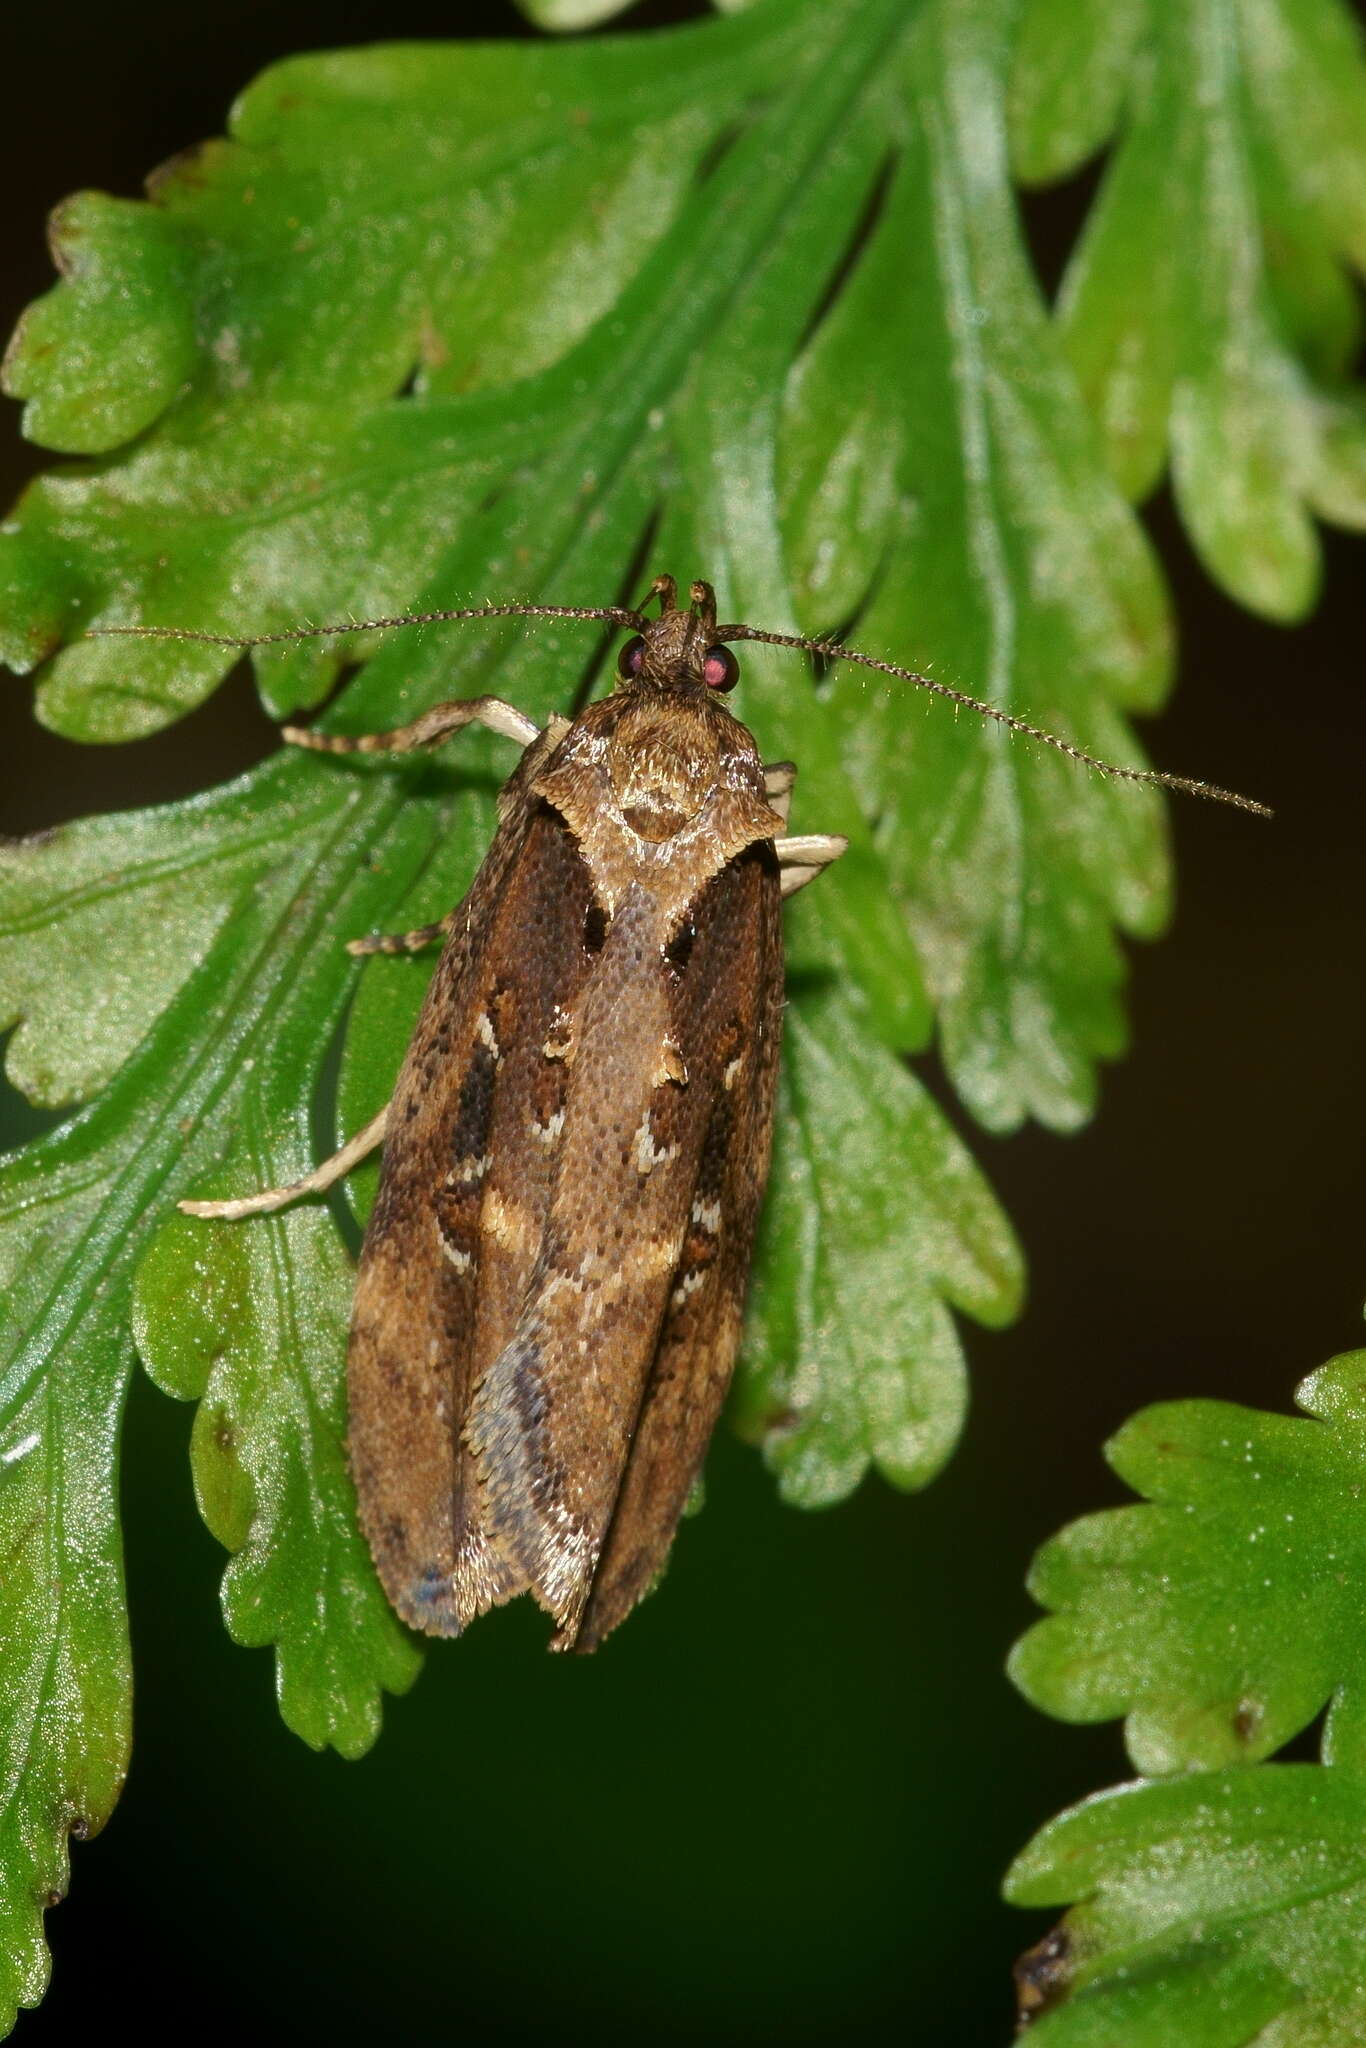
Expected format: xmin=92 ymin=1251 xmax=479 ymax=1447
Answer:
xmin=702 ymin=645 xmax=739 ymax=691
xmin=616 ymin=634 xmax=647 ymax=680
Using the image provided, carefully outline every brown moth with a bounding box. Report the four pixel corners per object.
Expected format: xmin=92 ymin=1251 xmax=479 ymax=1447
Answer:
xmin=100 ymin=573 xmax=1266 ymax=1652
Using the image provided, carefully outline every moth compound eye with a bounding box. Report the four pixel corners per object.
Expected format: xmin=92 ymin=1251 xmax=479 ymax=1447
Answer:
xmin=617 ymin=634 xmax=647 ymax=680
xmin=702 ymin=646 xmax=739 ymax=692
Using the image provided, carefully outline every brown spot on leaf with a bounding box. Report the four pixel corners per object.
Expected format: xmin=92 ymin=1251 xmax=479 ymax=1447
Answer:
xmin=759 ymin=1405 xmax=800 ymax=1436
xmin=1233 ymin=1695 xmax=1263 ymax=1745
xmin=47 ymin=200 xmax=85 ymax=276
xmin=146 ymin=141 xmax=212 ymax=199
xmin=1014 ymin=1925 xmax=1072 ymax=2028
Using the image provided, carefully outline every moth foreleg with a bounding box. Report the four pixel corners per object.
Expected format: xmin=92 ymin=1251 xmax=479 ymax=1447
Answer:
xmin=178 ymin=1102 xmax=390 ymax=1220
xmin=283 ymin=695 xmax=541 ymax=756
xmin=345 ymin=919 xmax=449 ymax=958
xmin=764 ymin=761 xmax=797 ymax=826
xmin=775 ymin=832 xmax=848 ymax=898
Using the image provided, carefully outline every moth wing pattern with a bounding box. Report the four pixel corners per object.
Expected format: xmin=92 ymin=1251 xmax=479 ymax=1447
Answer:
xmin=348 ymin=723 xmax=599 ymax=1633
xmin=458 ymin=704 xmax=786 ymax=1646
xmin=573 ymin=843 xmax=784 ymax=1650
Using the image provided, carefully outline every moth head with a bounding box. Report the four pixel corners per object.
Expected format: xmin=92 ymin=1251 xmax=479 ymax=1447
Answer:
xmin=614 ymin=575 xmax=741 ymax=695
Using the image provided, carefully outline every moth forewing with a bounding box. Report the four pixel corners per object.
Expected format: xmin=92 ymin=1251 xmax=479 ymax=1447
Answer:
xmin=570 ymin=842 xmax=784 ymax=1652
xmin=467 ymin=801 xmax=785 ymax=1645
xmin=346 ymin=725 xmax=599 ymax=1634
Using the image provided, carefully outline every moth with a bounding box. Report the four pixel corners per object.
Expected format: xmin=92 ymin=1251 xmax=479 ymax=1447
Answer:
xmin=101 ymin=575 xmax=1265 ymax=1652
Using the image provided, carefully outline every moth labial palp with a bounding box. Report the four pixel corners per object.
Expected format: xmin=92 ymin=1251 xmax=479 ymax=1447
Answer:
xmin=111 ymin=569 xmax=1267 ymax=1651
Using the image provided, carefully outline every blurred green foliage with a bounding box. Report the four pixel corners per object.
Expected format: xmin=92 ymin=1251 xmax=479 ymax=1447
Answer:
xmin=1006 ymin=1352 xmax=1366 ymax=2043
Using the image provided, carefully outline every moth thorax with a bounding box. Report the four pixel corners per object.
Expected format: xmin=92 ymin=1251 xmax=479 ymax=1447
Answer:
xmin=608 ymin=718 xmax=716 ymax=843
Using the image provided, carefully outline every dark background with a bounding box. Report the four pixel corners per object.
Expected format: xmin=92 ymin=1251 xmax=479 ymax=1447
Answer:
xmin=2 ymin=2 xmax=1363 ymax=2041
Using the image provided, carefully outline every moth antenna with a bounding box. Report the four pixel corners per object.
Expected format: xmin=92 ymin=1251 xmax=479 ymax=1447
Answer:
xmin=86 ymin=587 xmax=1267 ymax=816
xmin=86 ymin=601 xmax=645 ymax=652
xmin=721 ymin=624 xmax=1271 ymax=818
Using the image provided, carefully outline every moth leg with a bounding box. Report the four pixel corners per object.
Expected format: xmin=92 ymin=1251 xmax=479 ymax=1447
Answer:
xmin=179 ymin=1102 xmax=390 ymax=1221
xmin=346 ymin=918 xmax=449 ymax=958
xmin=775 ymin=832 xmax=848 ymax=898
xmin=283 ymin=696 xmax=541 ymax=756
xmin=764 ymin=761 xmax=797 ymax=826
